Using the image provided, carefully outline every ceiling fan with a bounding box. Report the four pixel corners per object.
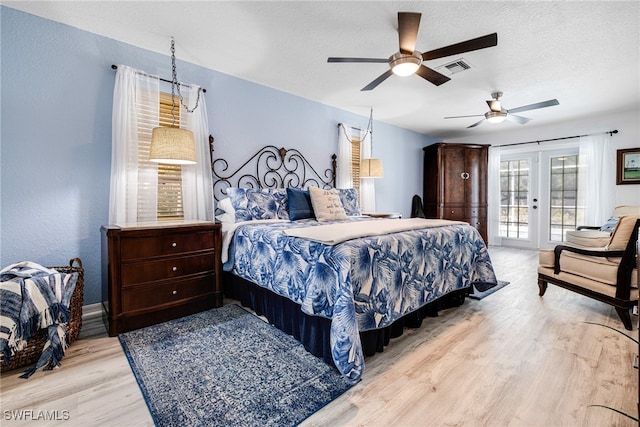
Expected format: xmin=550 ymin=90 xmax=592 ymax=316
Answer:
xmin=445 ymin=92 xmax=560 ymax=128
xmin=327 ymin=12 xmax=497 ymax=91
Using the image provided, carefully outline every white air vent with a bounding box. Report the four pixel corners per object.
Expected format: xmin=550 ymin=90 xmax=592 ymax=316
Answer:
xmin=436 ymin=59 xmax=472 ymax=75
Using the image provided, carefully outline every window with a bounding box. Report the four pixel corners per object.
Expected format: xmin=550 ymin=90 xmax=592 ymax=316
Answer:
xmin=499 ymin=159 xmax=530 ymax=239
xmin=549 ymin=155 xmax=579 ymax=242
xmin=137 ymin=92 xmax=185 ymax=220
xmin=350 ymin=135 xmax=361 ymax=197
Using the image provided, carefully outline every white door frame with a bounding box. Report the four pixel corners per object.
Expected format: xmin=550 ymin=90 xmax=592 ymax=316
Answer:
xmin=538 ymin=146 xmax=580 ymax=249
xmin=499 ymin=151 xmax=539 ymax=250
xmin=497 ymin=141 xmax=579 ymax=250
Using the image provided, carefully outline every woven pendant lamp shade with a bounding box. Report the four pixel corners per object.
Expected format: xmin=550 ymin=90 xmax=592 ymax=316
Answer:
xmin=360 ymin=158 xmax=384 ymax=178
xmin=149 ymin=127 xmax=197 ymax=165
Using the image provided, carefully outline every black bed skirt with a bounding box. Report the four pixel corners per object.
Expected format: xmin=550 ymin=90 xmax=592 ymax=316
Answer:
xmin=224 ymin=272 xmax=470 ymax=367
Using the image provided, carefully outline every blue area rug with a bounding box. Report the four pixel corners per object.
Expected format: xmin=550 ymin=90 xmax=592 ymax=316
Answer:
xmin=469 ymin=280 xmax=510 ymax=300
xmin=118 ymin=304 xmax=354 ymax=427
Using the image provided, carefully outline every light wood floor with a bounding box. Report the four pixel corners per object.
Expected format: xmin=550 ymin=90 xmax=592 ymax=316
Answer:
xmin=1 ymin=247 xmax=637 ymax=426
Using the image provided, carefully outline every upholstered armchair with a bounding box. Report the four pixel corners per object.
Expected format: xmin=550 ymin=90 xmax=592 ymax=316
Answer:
xmin=538 ymin=215 xmax=639 ymax=330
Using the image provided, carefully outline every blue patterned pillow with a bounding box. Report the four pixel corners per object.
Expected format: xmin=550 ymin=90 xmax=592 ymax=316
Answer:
xmin=227 ymin=188 xmax=289 ymax=222
xmin=338 ymin=188 xmax=361 ymax=216
xmin=287 ymin=188 xmax=314 ymax=220
xmin=600 ymin=216 xmax=619 ymax=233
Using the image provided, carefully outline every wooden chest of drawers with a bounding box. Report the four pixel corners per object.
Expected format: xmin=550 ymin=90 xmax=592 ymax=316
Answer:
xmin=101 ymin=221 xmax=222 ymax=336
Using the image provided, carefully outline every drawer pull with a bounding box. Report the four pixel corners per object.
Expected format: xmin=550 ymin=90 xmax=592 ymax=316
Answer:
xmin=171 ymin=242 xmax=177 ymax=248
xmin=172 ymin=290 xmax=177 ymax=295
xmin=172 ymin=266 xmax=178 ymax=272
xmin=461 ymin=172 xmax=470 ymax=180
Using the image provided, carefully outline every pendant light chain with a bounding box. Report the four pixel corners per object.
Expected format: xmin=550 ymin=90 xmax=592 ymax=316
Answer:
xmin=170 ymin=37 xmax=201 ymax=126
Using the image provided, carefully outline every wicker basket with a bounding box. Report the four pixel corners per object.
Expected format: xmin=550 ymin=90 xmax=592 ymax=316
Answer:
xmin=1 ymin=257 xmax=84 ymax=372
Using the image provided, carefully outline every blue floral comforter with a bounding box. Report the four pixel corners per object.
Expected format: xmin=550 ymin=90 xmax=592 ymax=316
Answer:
xmin=223 ymin=217 xmax=497 ymax=383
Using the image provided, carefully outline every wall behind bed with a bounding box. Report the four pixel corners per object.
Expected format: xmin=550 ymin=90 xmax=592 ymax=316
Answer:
xmin=0 ymin=7 xmax=435 ymax=305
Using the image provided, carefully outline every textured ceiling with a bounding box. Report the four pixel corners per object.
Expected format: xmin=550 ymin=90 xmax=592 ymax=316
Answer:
xmin=6 ymin=1 xmax=640 ymax=139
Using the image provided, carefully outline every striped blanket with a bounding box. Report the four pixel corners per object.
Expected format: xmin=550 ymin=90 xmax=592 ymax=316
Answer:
xmin=0 ymin=261 xmax=78 ymax=378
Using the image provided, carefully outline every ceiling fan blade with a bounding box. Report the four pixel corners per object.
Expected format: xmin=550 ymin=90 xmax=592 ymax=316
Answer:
xmin=468 ymin=119 xmax=485 ymax=128
xmin=415 ymin=65 xmax=451 ymax=86
xmin=361 ymin=69 xmax=394 ymax=91
xmin=328 ymin=57 xmax=389 ymax=63
xmin=398 ymin=12 xmax=421 ymax=54
xmin=422 ymin=33 xmax=498 ymax=61
xmin=444 ymin=114 xmax=484 ymax=119
xmin=506 ymin=114 xmax=532 ymax=125
xmin=507 ymin=99 xmax=559 ymax=114
xmin=486 ymin=100 xmax=502 ymax=112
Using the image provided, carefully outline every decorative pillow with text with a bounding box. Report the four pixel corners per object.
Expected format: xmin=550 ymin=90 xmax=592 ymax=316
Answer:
xmin=309 ymin=187 xmax=347 ymax=222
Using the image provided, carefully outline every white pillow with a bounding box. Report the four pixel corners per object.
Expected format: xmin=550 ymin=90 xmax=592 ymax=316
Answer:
xmin=309 ymin=187 xmax=347 ymax=222
xmin=216 ymin=197 xmax=236 ymax=223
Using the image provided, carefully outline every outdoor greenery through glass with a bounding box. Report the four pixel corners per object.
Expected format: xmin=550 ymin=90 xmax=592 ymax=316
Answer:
xmin=549 ymin=155 xmax=579 ymax=242
xmin=499 ymin=159 xmax=529 ymax=239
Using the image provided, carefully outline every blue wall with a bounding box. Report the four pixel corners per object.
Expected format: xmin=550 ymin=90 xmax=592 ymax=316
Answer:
xmin=0 ymin=7 xmax=435 ymax=305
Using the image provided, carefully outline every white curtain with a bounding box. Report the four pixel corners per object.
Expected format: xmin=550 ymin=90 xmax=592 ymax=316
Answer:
xmin=336 ymin=124 xmax=353 ymax=188
xmin=359 ymin=129 xmax=376 ymax=212
xmin=109 ymin=65 xmax=213 ymax=224
xmin=487 ymin=146 xmax=502 ymax=246
xmin=182 ymin=85 xmax=214 ymax=220
xmin=578 ymin=133 xmax=615 ymax=225
xmin=109 ymin=65 xmax=159 ymax=224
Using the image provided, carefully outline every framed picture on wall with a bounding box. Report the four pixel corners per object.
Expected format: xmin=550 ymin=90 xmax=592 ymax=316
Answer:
xmin=616 ymin=148 xmax=640 ymax=185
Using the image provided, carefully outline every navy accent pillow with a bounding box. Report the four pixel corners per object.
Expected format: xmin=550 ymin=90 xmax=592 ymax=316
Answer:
xmin=287 ymin=188 xmax=315 ymax=220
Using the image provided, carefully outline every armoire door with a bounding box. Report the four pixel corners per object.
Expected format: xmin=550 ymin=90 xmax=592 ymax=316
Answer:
xmin=423 ymin=143 xmax=489 ymax=243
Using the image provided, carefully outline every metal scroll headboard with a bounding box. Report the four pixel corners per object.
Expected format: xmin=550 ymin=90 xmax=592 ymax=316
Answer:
xmin=209 ymin=135 xmax=336 ymax=201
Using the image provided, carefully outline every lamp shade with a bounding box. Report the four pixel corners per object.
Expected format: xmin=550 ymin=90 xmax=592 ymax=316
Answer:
xmin=149 ymin=127 xmax=197 ymax=165
xmin=361 ymin=158 xmax=384 ymax=178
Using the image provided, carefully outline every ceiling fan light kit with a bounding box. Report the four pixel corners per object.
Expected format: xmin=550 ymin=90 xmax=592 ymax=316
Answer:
xmin=485 ymin=111 xmax=507 ymax=124
xmin=327 ymin=12 xmax=498 ymax=91
xmin=445 ymin=91 xmax=560 ymax=128
xmin=390 ymin=51 xmax=422 ymax=76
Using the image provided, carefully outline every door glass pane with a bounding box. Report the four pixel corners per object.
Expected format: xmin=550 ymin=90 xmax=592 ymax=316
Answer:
xmin=548 ymin=155 xmax=579 ymax=242
xmin=499 ymin=159 xmax=529 ymax=239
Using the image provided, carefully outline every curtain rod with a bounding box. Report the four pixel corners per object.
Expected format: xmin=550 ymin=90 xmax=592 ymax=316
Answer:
xmin=110 ymin=64 xmax=207 ymax=93
xmin=337 ymin=123 xmax=363 ymax=132
xmin=500 ymin=129 xmax=618 ymax=148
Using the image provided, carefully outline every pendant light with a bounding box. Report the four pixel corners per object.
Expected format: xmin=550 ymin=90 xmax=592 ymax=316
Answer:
xmin=360 ymin=108 xmax=384 ymax=178
xmin=149 ymin=38 xmax=199 ymax=165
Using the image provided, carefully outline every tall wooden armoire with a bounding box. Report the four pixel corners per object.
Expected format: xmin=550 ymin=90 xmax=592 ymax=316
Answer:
xmin=423 ymin=143 xmax=490 ymax=243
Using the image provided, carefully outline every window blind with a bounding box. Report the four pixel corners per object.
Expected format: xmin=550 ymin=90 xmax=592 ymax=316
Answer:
xmin=136 ymin=91 xmax=185 ymax=221
xmin=351 ymin=136 xmax=361 ymax=197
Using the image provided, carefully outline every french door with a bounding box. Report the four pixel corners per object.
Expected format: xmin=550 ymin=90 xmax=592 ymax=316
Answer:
xmin=498 ymin=147 xmax=579 ymax=249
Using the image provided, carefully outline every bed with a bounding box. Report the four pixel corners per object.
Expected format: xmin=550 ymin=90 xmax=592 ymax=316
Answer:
xmin=211 ymin=143 xmax=498 ymax=383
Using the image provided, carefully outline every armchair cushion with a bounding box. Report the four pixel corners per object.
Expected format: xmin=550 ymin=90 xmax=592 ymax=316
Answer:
xmin=538 ymin=248 xmax=636 ymax=287
xmin=608 ymin=214 xmax=640 ymax=250
xmin=611 ymin=205 xmax=640 ymax=216
xmin=537 ymin=265 xmax=638 ymax=299
xmin=564 ymin=206 xmax=640 ymax=248
xmin=565 ymin=229 xmax=610 ymax=248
